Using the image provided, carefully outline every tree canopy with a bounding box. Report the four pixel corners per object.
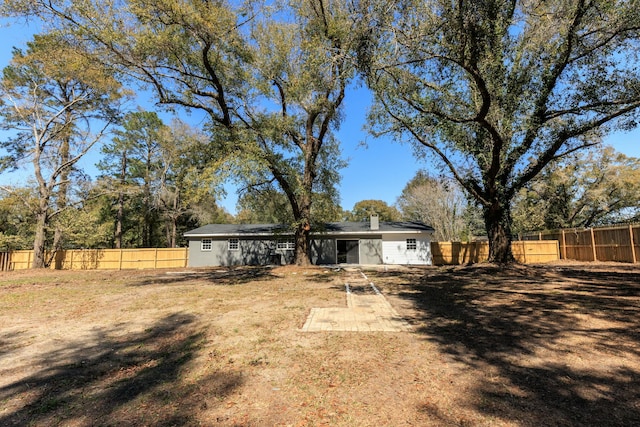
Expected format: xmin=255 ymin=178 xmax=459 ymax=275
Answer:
xmin=344 ymin=199 xmax=401 ymax=222
xmin=357 ymin=0 xmax=640 ymax=262
xmin=2 ymin=0 xmax=356 ymax=265
xmin=3 ymin=1 xmax=640 ymax=266
xmin=513 ymin=146 xmax=640 ymax=233
xmin=396 ymin=171 xmax=479 ymax=241
xmin=0 ymin=33 xmax=123 ymax=267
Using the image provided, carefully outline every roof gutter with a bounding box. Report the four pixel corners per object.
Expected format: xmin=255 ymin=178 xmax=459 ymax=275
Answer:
xmin=185 ymin=229 xmax=434 ymax=238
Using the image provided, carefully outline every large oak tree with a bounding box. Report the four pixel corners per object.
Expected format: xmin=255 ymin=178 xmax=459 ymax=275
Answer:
xmin=3 ymin=0 xmax=356 ymax=265
xmin=356 ymin=0 xmax=640 ymax=263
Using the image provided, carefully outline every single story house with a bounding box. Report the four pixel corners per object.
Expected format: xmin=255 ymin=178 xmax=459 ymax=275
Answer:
xmin=184 ymin=215 xmax=435 ymax=267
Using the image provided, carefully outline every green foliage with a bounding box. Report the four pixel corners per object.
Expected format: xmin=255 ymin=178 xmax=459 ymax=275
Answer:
xmin=345 ymin=199 xmax=401 ymax=222
xmin=1 ymin=34 xmax=122 ymax=173
xmin=513 ymin=146 xmax=640 ymax=233
xmin=3 ymin=0 xmax=357 ymax=263
xmin=357 ymin=0 xmax=640 ymax=262
xmin=97 ymin=112 xmax=229 ymax=248
xmin=51 ymin=202 xmax=113 ymax=249
xmin=236 ymin=185 xmax=343 ymax=225
xmin=236 ymin=186 xmax=294 ymax=225
xmin=396 ymin=171 xmax=481 ymax=241
xmin=0 ymin=32 xmax=124 ymax=266
xmin=97 ymin=111 xmax=164 ymax=247
xmin=0 ymin=187 xmax=37 ymax=250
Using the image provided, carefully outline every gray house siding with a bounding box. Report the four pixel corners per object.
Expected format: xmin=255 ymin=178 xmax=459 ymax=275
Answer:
xmin=185 ymin=221 xmax=434 ymax=267
xmin=310 ymin=239 xmax=336 ymax=264
xmin=309 ymin=237 xmax=382 ymax=265
xmin=359 ymin=238 xmax=383 ymax=264
xmin=188 ymin=239 xmax=214 ymax=267
xmin=188 ymin=237 xmax=295 ymax=267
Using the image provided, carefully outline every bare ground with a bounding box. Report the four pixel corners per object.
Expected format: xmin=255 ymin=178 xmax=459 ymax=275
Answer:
xmin=0 ymin=262 xmax=639 ymax=426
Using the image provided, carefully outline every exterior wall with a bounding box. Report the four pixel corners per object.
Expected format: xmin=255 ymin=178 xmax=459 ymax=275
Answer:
xmin=382 ymin=233 xmax=432 ymax=265
xmin=188 ymin=233 xmax=431 ymax=267
xmin=188 ymin=239 xmax=212 ymax=267
xmin=359 ymin=238 xmax=383 ymax=264
xmin=311 ymin=238 xmax=336 ymax=265
xmin=311 ymin=237 xmax=382 ymax=265
xmin=188 ymin=237 xmax=294 ymax=267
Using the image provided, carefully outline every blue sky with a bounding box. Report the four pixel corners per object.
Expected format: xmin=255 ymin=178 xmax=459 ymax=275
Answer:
xmin=1 ymin=19 xmax=639 ymax=216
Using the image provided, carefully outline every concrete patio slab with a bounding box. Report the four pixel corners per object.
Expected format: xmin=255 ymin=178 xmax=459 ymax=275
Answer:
xmin=300 ymin=269 xmax=411 ymax=332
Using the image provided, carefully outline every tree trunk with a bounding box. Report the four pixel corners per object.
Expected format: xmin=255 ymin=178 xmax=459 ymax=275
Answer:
xmin=143 ymin=151 xmax=153 ymax=248
xmin=165 ymin=215 xmax=177 ymax=248
xmin=115 ymin=190 xmax=124 ymax=249
xmin=484 ymin=201 xmax=516 ymax=264
xmin=169 ymin=190 xmax=179 ymax=248
xmin=115 ymin=151 xmax=127 ymax=249
xmin=32 ymin=207 xmax=48 ymax=269
xmin=171 ymin=217 xmax=177 ymax=248
xmin=294 ymin=220 xmax=312 ymax=266
xmin=272 ymin=162 xmax=314 ymax=266
xmin=293 ymin=177 xmax=313 ymax=265
xmin=52 ymin=134 xmax=71 ymax=253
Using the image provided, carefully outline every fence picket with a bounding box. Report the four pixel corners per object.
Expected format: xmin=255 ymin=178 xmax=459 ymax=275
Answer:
xmin=0 ymin=248 xmax=189 ymax=271
xmin=523 ymin=223 xmax=640 ymax=264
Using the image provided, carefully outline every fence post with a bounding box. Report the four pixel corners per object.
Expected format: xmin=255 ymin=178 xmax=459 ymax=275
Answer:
xmin=561 ymin=229 xmax=566 ymax=260
xmin=630 ymin=224 xmax=637 ymax=264
xmin=119 ymin=249 xmax=123 ymax=270
xmin=590 ymin=227 xmax=597 ymax=261
xmin=154 ymin=248 xmax=158 ymax=269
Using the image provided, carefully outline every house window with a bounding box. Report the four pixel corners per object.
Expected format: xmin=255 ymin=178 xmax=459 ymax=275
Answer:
xmin=406 ymin=238 xmax=417 ymax=250
xmin=228 ymin=238 xmax=239 ymax=251
xmin=201 ymin=239 xmax=212 ymax=251
xmin=277 ymin=240 xmax=295 ymax=250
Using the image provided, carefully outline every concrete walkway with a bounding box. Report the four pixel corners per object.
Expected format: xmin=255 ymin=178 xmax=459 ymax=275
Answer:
xmin=300 ymin=269 xmax=411 ymax=332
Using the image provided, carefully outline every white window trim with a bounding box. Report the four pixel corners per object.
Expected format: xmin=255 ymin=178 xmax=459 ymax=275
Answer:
xmin=276 ymin=240 xmax=295 ymax=250
xmin=228 ymin=238 xmax=239 ymax=251
xmin=406 ymin=238 xmax=417 ymax=250
xmin=201 ymin=239 xmax=212 ymax=251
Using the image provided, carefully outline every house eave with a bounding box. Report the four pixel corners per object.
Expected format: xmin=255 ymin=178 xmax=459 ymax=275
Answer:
xmin=185 ymin=232 xmax=289 ymax=238
xmin=185 ymin=230 xmax=434 ymax=238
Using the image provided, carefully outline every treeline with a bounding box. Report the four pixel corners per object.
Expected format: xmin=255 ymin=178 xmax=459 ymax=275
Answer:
xmin=0 ymin=110 xmax=232 ymax=253
xmin=2 ymin=0 xmax=640 ymax=266
xmin=4 ymin=139 xmax=637 ymax=257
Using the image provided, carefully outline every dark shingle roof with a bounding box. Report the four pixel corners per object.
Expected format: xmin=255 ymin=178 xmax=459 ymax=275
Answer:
xmin=184 ymin=223 xmax=291 ymax=236
xmin=320 ymin=221 xmax=434 ymax=233
xmin=184 ymin=221 xmax=434 ymax=237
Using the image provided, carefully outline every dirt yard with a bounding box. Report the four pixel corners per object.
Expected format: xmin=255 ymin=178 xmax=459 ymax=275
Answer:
xmin=0 ymin=262 xmax=639 ymax=426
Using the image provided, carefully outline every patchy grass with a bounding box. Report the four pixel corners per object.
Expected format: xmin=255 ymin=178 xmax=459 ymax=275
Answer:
xmin=1 ymin=263 xmax=639 ymax=426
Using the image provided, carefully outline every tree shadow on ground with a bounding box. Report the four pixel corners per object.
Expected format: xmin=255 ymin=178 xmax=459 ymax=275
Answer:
xmin=132 ymin=265 xmax=343 ymax=287
xmin=375 ymin=265 xmax=640 ymax=426
xmin=0 ymin=313 xmax=243 ymax=426
xmin=131 ymin=266 xmax=278 ymax=286
xmin=0 ymin=330 xmax=25 ymax=359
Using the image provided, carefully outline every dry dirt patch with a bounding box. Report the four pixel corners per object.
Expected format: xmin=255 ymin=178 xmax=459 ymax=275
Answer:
xmin=1 ymin=263 xmax=639 ymax=426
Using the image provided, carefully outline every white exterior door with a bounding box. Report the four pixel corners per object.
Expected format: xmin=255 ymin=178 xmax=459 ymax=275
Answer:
xmin=382 ymin=233 xmax=432 ymax=265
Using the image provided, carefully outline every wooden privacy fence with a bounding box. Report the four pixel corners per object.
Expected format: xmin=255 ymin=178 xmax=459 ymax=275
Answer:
xmin=431 ymin=240 xmax=559 ymax=265
xmin=1 ymin=241 xmax=558 ymax=271
xmin=522 ymin=224 xmax=640 ymax=263
xmin=0 ymin=251 xmax=11 ymax=272
xmin=1 ymin=248 xmax=188 ymax=271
